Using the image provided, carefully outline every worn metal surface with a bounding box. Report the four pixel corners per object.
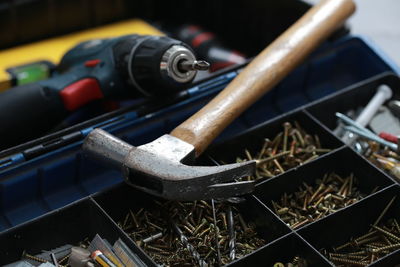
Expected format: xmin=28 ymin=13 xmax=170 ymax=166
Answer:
xmin=84 ymin=129 xmax=255 ymax=200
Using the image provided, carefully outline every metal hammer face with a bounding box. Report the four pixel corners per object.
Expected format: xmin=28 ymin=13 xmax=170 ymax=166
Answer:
xmin=83 ymin=129 xmax=255 ymax=200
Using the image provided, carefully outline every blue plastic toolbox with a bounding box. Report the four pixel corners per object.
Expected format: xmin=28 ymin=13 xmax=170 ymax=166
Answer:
xmin=2 ymin=72 xmax=400 ymax=266
xmin=0 ymin=35 xmax=398 ymax=232
xmin=2 ymin=1 xmax=400 ymax=266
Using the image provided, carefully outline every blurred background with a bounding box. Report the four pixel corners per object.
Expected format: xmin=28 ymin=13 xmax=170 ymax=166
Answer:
xmin=307 ymin=0 xmax=400 ymax=65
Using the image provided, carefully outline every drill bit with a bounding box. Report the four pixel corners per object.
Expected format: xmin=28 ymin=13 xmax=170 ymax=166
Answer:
xmin=171 ymin=220 xmax=207 ymax=267
xmin=227 ymin=205 xmax=236 ymax=261
xmin=178 ymin=60 xmax=210 ymax=71
xmin=211 ymin=199 xmax=222 ymax=265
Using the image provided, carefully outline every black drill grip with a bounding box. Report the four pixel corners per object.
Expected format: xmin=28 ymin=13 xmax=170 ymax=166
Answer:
xmin=0 ymin=83 xmax=66 ymax=148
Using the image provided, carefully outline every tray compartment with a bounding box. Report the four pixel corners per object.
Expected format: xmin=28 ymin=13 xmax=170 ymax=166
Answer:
xmin=306 ymin=73 xmax=400 ymax=130
xmin=306 ymin=73 xmax=400 ymax=183
xmin=254 ymin=147 xmax=394 ymax=230
xmin=204 ymin=110 xmax=343 ymax=181
xmin=226 ymin=233 xmax=332 ymax=267
xmin=93 ymin=183 xmax=291 ymax=266
xmin=299 ymin=185 xmax=400 ymax=266
xmin=0 ymin=197 xmax=149 ymax=266
xmin=0 ymin=42 xmax=397 ymax=234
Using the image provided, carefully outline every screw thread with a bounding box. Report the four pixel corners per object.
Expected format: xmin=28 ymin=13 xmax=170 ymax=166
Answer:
xmin=371 ymin=225 xmax=400 ymax=242
xmin=372 ymin=242 xmax=400 ymax=253
xmin=331 ymin=256 xmax=369 ymax=266
xmin=23 ymin=252 xmax=47 ymax=263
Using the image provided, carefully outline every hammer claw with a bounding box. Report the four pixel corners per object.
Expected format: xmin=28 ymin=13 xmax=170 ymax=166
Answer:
xmin=124 ymin=158 xmax=256 ymax=200
xmin=206 ymin=180 xmax=255 ymax=200
xmin=152 ymin=180 xmax=255 ymax=201
xmin=84 ymin=129 xmax=257 ymax=200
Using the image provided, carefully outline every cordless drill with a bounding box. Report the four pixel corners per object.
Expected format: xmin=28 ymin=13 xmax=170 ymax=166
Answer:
xmin=0 ymin=34 xmax=209 ymax=147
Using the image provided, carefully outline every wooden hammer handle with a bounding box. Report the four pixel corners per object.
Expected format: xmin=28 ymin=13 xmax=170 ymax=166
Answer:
xmin=171 ymin=0 xmax=355 ymax=156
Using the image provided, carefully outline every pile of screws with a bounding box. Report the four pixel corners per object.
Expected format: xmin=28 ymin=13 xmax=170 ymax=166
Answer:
xmin=271 ymin=173 xmax=373 ymax=229
xmin=323 ymin=196 xmax=400 ymax=266
xmin=273 ymin=256 xmax=308 ymax=267
xmin=235 ymin=121 xmax=331 ymax=181
xmin=118 ymin=200 xmax=266 ymax=266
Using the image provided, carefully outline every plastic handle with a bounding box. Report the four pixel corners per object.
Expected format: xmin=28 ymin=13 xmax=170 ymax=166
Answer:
xmin=170 ymin=0 xmax=356 ymax=156
xmin=0 ymin=83 xmax=66 ymax=147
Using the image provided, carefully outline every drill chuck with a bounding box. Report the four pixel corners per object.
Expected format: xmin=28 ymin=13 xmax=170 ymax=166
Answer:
xmin=160 ymin=45 xmax=209 ymax=84
xmin=114 ymin=35 xmax=209 ymax=96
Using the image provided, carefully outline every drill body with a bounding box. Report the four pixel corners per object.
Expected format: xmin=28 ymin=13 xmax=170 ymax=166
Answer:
xmin=0 ymin=34 xmax=204 ymax=148
xmin=41 ymin=34 xmax=197 ymax=110
xmin=40 ymin=37 xmax=127 ymax=111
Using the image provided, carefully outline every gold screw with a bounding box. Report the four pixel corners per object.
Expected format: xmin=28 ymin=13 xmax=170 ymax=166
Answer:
xmin=22 ymin=251 xmax=47 ymax=263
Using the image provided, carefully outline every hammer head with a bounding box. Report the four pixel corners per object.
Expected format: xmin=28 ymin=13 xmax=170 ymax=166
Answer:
xmin=83 ymin=129 xmax=255 ymax=200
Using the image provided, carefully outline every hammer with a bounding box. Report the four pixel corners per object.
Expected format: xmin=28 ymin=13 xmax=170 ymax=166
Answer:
xmin=83 ymin=0 xmax=355 ymax=200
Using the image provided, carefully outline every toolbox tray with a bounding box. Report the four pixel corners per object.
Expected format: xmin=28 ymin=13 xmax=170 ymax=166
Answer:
xmin=3 ymin=72 xmax=400 ymax=266
xmin=0 ymin=37 xmax=398 ymax=233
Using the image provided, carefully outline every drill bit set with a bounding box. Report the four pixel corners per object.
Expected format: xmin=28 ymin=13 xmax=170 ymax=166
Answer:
xmin=117 ymin=199 xmax=266 ymax=266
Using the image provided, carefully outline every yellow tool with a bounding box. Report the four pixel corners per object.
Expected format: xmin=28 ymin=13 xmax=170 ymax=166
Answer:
xmin=0 ymin=19 xmax=163 ymax=92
